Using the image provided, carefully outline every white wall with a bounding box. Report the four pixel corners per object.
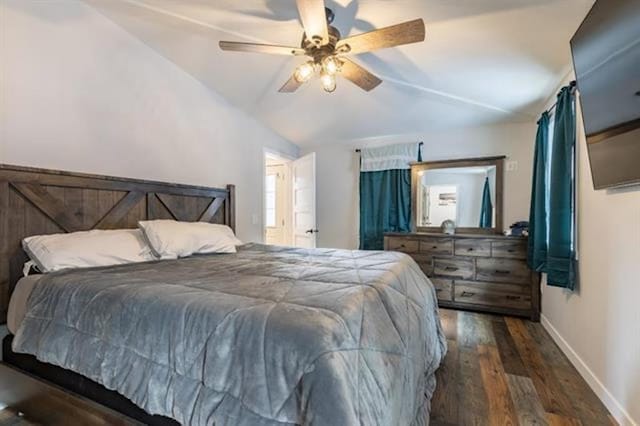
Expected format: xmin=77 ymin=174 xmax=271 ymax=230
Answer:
xmin=304 ymin=122 xmax=536 ymax=249
xmin=540 ymin=85 xmax=640 ymax=425
xmin=0 ymin=0 xmax=299 ymax=243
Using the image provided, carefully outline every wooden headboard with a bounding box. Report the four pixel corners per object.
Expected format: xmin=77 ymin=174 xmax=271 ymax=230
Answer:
xmin=0 ymin=164 xmax=236 ymax=324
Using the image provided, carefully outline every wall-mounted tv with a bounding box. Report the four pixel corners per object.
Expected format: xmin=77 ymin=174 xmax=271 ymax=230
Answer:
xmin=570 ymin=0 xmax=640 ymax=189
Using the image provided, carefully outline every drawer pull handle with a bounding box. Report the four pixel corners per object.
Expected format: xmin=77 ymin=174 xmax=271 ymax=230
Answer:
xmin=505 ymin=295 xmax=520 ymax=301
xmin=460 ymin=291 xmax=475 ymax=298
xmin=495 ymin=269 xmax=511 ymax=275
xmin=467 ymin=248 xmax=474 ymax=251
xmin=432 ymin=245 xmax=438 ymax=249
xmin=508 ymin=249 xmax=515 ymax=253
xmin=444 ymin=266 xmax=459 ymax=271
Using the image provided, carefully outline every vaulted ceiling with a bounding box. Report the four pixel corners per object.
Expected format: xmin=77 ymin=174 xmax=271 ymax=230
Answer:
xmin=84 ymin=0 xmax=594 ymax=146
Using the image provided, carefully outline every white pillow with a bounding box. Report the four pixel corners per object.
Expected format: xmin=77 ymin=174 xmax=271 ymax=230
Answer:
xmin=138 ymin=220 xmax=242 ymax=258
xmin=22 ymin=229 xmax=157 ymax=273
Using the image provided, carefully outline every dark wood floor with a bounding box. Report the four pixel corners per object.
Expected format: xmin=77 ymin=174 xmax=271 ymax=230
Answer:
xmin=430 ymin=309 xmax=615 ymax=426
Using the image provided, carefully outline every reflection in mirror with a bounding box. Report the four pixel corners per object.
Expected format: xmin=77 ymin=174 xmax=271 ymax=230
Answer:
xmin=417 ymin=166 xmax=496 ymax=229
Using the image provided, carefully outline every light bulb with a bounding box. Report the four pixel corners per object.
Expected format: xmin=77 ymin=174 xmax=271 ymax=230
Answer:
xmin=322 ymin=56 xmax=341 ymax=75
xmin=320 ymin=72 xmax=336 ymax=93
xmin=294 ymin=62 xmax=315 ymax=83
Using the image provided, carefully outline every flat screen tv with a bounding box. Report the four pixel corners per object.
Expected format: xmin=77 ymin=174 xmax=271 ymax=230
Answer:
xmin=570 ymin=0 xmax=640 ymax=189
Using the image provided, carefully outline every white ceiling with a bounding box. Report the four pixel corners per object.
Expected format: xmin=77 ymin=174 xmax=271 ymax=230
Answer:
xmin=84 ymin=0 xmax=594 ymax=146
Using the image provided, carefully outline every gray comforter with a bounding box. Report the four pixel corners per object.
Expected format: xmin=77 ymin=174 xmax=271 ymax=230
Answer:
xmin=13 ymin=244 xmax=446 ymax=426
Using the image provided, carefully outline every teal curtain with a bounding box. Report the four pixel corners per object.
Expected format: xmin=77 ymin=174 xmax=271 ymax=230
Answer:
xmin=479 ymin=177 xmax=493 ymax=228
xmin=547 ymin=87 xmax=577 ymax=289
xmin=527 ymin=112 xmax=550 ymax=271
xmin=359 ymin=170 xmax=412 ymax=250
xmin=527 ymin=86 xmax=577 ymax=290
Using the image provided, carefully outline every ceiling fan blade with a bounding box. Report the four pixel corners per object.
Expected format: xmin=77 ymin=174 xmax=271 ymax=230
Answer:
xmin=219 ymin=41 xmax=305 ymax=56
xmin=296 ymin=0 xmax=329 ymax=46
xmin=339 ymin=59 xmax=382 ymax=91
xmin=336 ymin=19 xmax=425 ymax=55
xmin=278 ymin=75 xmax=304 ymax=93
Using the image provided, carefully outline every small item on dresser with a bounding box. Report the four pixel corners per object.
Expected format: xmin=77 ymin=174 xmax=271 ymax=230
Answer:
xmin=441 ymin=219 xmax=456 ymax=235
xmin=509 ymin=221 xmax=529 ymax=237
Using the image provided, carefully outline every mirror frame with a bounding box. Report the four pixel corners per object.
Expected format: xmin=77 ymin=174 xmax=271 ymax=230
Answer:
xmin=411 ymin=156 xmax=506 ymax=234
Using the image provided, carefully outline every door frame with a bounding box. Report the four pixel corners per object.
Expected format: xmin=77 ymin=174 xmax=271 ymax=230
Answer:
xmin=263 ymin=149 xmax=295 ymax=245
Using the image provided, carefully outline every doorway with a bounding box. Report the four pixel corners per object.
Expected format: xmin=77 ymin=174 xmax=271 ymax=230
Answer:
xmin=264 ymin=153 xmax=291 ymax=246
xmin=264 ymin=152 xmax=317 ymax=248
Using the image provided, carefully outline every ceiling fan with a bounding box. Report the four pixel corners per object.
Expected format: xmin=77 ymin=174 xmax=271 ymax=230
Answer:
xmin=219 ymin=0 xmax=426 ymax=93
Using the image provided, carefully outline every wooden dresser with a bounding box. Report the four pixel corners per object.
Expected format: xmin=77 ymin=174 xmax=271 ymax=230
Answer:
xmin=384 ymin=232 xmax=540 ymax=320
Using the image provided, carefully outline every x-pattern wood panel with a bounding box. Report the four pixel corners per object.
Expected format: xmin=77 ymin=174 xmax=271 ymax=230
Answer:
xmin=199 ymin=197 xmax=225 ymax=222
xmin=155 ymin=193 xmax=189 ymax=221
xmin=12 ymin=183 xmax=85 ymax=233
xmin=12 ymin=183 xmax=148 ymax=233
xmin=10 ymin=185 xmax=227 ymax=234
xmin=152 ymin=193 xmax=225 ymax=223
xmin=95 ymin=191 xmax=145 ymax=229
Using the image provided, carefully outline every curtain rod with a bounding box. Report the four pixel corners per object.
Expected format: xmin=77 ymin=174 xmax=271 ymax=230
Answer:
xmin=355 ymin=141 xmax=423 ymax=153
xmin=545 ymin=80 xmax=577 ymax=115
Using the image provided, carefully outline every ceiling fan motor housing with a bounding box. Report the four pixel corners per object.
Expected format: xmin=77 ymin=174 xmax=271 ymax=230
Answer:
xmin=302 ymin=25 xmax=342 ymax=63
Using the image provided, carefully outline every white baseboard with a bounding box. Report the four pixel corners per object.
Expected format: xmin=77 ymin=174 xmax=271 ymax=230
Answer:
xmin=541 ymin=315 xmax=637 ymax=426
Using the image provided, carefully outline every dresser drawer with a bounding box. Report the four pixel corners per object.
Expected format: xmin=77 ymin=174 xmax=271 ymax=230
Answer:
xmin=492 ymin=240 xmax=527 ymax=259
xmin=419 ymin=237 xmax=453 ymax=255
xmin=476 ymin=258 xmax=531 ymax=284
xmin=431 ymin=278 xmax=453 ymax=301
xmin=454 ymin=281 xmax=532 ymax=310
xmin=433 ymin=257 xmax=475 ymax=279
xmin=386 ymin=237 xmax=419 ymax=253
xmin=454 ymin=239 xmax=491 ymax=257
xmin=412 ymin=253 xmax=434 ymax=276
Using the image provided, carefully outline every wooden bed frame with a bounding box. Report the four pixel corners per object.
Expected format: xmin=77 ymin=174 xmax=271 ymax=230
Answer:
xmin=0 ymin=164 xmax=236 ymax=424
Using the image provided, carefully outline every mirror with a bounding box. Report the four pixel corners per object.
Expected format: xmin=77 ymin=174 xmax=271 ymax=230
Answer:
xmin=412 ymin=157 xmax=504 ymax=233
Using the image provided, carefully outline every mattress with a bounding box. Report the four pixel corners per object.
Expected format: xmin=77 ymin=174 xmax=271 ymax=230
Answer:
xmin=12 ymin=243 xmax=447 ymax=426
xmin=7 ymin=275 xmax=41 ymax=335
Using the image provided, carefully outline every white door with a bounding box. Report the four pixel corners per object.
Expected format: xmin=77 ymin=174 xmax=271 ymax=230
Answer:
xmin=292 ymin=153 xmax=317 ymax=248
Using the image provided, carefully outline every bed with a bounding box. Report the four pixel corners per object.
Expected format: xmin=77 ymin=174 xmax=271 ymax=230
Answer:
xmin=0 ymin=165 xmax=446 ymax=426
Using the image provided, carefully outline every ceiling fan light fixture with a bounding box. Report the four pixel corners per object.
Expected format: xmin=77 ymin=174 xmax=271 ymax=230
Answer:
xmin=320 ymin=71 xmax=336 ymax=93
xmin=322 ymin=55 xmax=341 ymax=75
xmin=294 ymin=61 xmax=316 ymax=83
